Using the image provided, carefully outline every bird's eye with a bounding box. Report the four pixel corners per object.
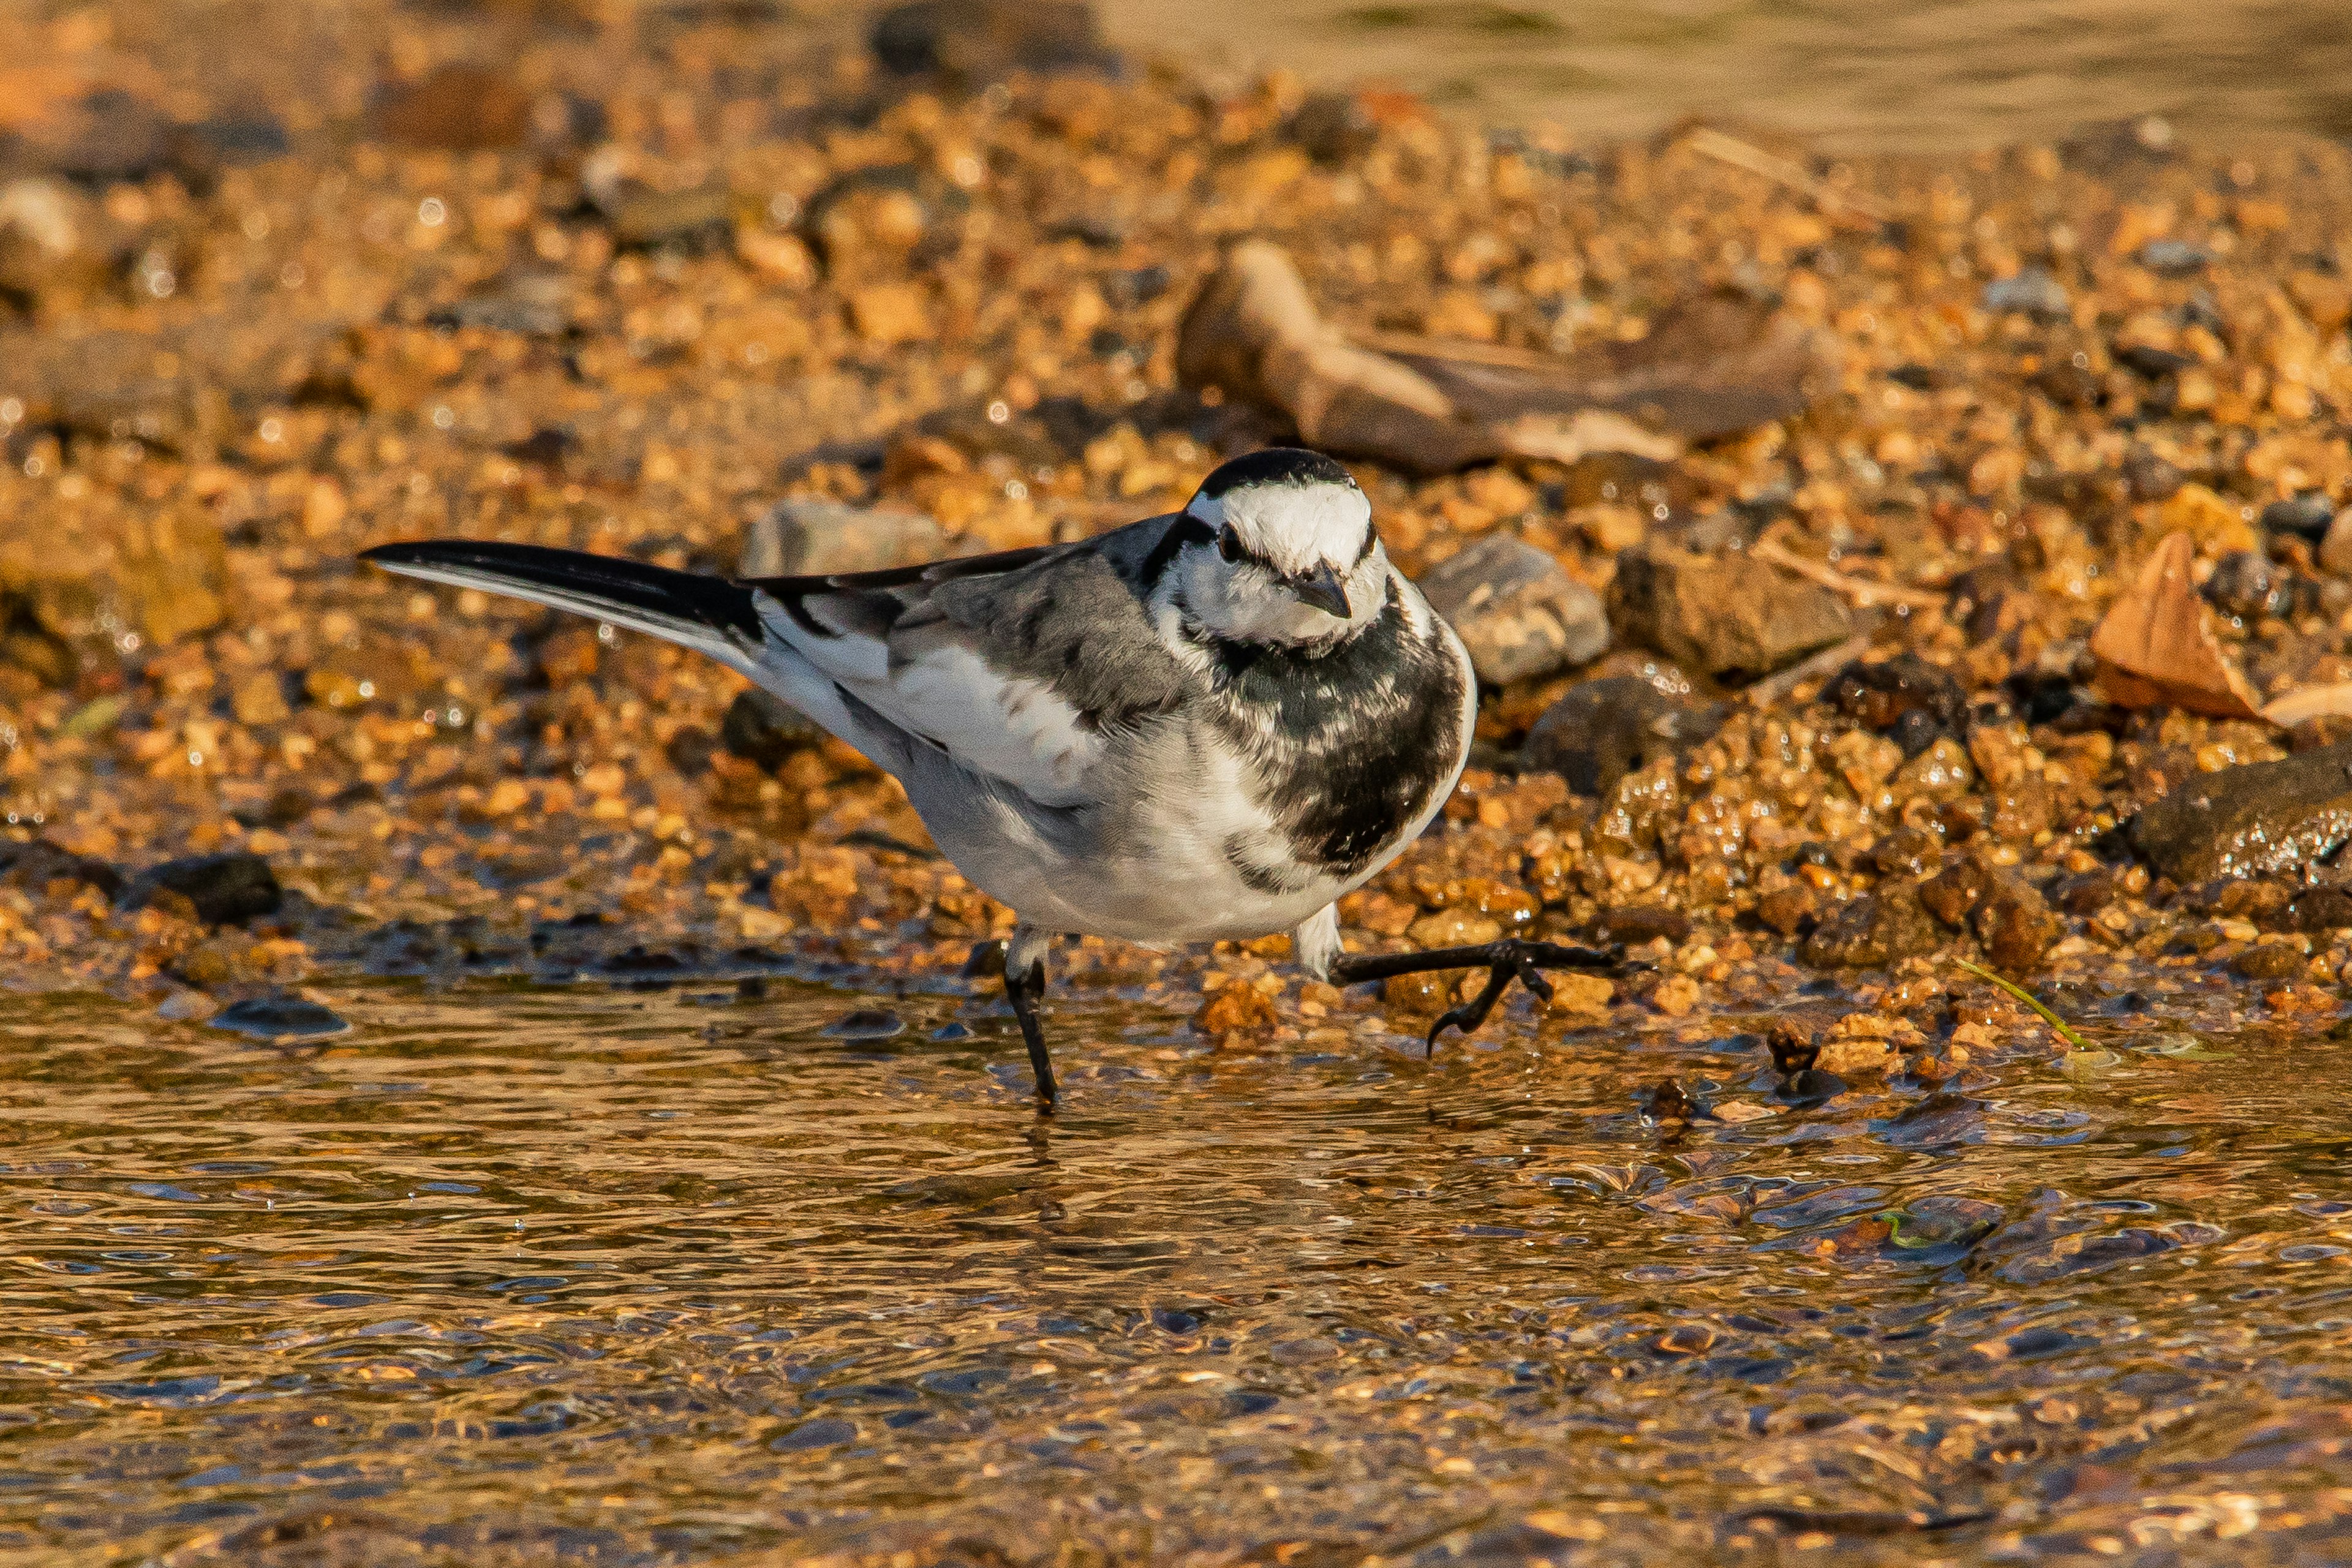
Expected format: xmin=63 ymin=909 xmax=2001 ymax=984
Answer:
xmin=1217 ymin=524 xmax=1242 ymax=563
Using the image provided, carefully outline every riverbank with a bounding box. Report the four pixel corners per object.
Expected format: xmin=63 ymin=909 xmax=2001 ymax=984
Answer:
xmin=5 ymin=0 xmax=2352 ymax=1091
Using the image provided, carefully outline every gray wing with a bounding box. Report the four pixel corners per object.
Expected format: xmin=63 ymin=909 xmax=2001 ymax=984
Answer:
xmin=747 ymin=516 xmax=1193 ymax=806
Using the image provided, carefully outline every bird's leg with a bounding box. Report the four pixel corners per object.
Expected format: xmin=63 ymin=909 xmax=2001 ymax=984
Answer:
xmin=1328 ymin=938 xmax=1622 ymax=1057
xmin=1002 ymin=924 xmax=1057 ymax=1109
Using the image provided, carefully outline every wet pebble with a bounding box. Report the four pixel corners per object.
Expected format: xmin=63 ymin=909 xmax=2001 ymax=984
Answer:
xmin=129 ymin=852 xmax=282 ymax=925
xmin=1981 ymin=266 xmax=2071 ymax=318
xmin=2130 ymin=738 xmax=2352 ymax=883
xmin=1417 ymin=535 xmax=1608 ymax=685
xmin=1522 ymin=674 xmax=1724 ymax=797
xmin=1608 ymin=539 xmax=1852 ymax=678
xmin=823 ymin=1009 xmax=907 ymax=1040
xmin=209 ymin=995 xmax=351 ymax=1041
xmin=720 ymin=688 xmax=823 ymax=771
xmin=2259 ymin=492 xmax=2336 ymax=544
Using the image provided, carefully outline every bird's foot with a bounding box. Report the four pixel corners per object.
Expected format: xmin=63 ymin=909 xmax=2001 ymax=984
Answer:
xmin=1329 ymin=937 xmax=1627 ymax=1057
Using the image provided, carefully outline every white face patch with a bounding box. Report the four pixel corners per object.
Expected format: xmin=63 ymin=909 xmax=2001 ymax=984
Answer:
xmin=1188 ymin=480 xmax=1373 ymax=578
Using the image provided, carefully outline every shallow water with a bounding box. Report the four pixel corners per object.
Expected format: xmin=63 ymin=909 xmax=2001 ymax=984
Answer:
xmin=1101 ymin=0 xmax=2352 ymax=152
xmin=6 ymin=980 xmax=2352 ymax=1563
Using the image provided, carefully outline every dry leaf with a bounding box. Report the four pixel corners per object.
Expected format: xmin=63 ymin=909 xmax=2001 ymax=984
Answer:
xmin=1175 ymin=242 xmax=1825 ymax=475
xmin=2087 ymin=530 xmax=2264 ymax=719
xmin=2260 ymin=681 xmax=2352 ymax=728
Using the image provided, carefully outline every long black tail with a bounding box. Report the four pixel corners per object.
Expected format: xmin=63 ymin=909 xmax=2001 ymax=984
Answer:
xmin=360 ymin=541 xmax=765 ymax=662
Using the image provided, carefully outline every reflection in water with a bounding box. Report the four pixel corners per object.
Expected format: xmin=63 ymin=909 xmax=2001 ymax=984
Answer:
xmin=1099 ymin=0 xmax=2352 ymax=151
xmin=5 ymin=982 xmax=2352 ymax=1561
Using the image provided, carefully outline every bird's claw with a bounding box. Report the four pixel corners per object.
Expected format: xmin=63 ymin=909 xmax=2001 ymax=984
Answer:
xmin=1420 ymin=937 xmax=1615 ymax=1057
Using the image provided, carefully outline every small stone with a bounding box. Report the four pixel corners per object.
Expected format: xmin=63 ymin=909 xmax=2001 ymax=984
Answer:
xmin=1409 ymin=910 xmax=1502 ymax=948
xmin=1649 ymin=974 xmax=1700 ymax=1017
xmin=1815 ymin=1037 xmax=1893 ymax=1077
xmin=1825 ymin=654 xmax=1965 ymax=737
xmin=1547 ymin=973 xmax=1613 ymax=1012
xmin=1918 ymin=858 xmax=1989 ymax=927
xmin=2123 ymin=445 xmax=2185 ymax=503
xmin=2129 ymin=739 xmax=2352 ymax=883
xmin=1871 ymin=827 xmax=1941 ymax=878
xmin=1765 ymin=1020 xmax=1820 ymax=1074
xmin=1601 ymin=903 xmax=1691 ymax=944
xmin=1800 ymin=881 xmax=1943 ymax=970
xmin=1522 ymin=675 xmax=1724 ymax=799
xmin=131 ymin=852 xmax=282 ymax=925
xmin=739 ymin=499 xmax=944 ymax=578
xmin=735 ymin=226 xmax=816 ymax=288
xmin=720 ymin=688 xmax=822 ymax=771
xmin=0 ymin=178 xmax=96 ymax=306
xmin=1289 ymin=91 xmax=1381 ymax=165
xmin=2138 ymin=238 xmax=2212 ymax=276
xmin=1756 ymin=885 xmax=1818 ymax=938
xmin=1417 ymin=535 xmax=1608 ymax=685
xmin=432 ymin=272 xmax=573 ymax=337
xmin=1973 ymin=872 xmax=2061 ymax=972
xmin=848 ymin=281 xmax=932 ymax=346
xmin=601 ymin=184 xmax=733 ymax=251
xmin=1981 ymin=266 xmax=2071 ymax=318
xmin=156 ymin=989 xmax=220 ymax=1023
xmin=371 ymin=63 xmax=532 ymax=151
xmin=211 ymin=995 xmax=350 ymax=1041
xmin=1382 ymin=970 xmax=1458 ymax=1015
xmin=1194 ymin=981 xmax=1279 ymax=1038
xmin=2203 ymin=550 xmax=2291 ymax=621
xmin=230 ymin=671 xmax=291 ymax=726
xmin=2231 ymin=942 xmax=2305 ymax=982
xmin=1653 ymin=1322 xmax=1714 ymax=1355
xmin=2320 ymin=510 xmax=2352 ymax=578
xmin=1608 ymin=541 xmax=1853 ymax=678
xmin=2260 ymin=493 xmax=2336 ymax=545
xmin=823 ymin=1008 xmax=907 ymax=1039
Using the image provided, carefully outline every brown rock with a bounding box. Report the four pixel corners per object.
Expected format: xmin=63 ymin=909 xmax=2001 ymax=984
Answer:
xmin=1801 ymin=881 xmax=1944 ymax=969
xmin=1972 ymin=872 xmax=2061 ymax=971
xmin=2231 ymin=942 xmax=2306 ymax=982
xmin=2128 ymin=739 xmax=2352 ymax=883
xmin=1987 ymin=777 xmax=2054 ymax=845
xmin=849 ymin=281 xmax=932 ymax=346
xmin=1193 ymin=981 xmax=1280 ymax=1039
xmin=230 ymin=671 xmax=291 ymax=727
xmin=1608 ymin=540 xmax=1853 ymax=678
xmin=372 ymin=64 xmax=532 ymax=151
xmin=1522 ymin=674 xmax=1724 ymax=797
xmin=1415 ymin=535 xmax=1608 ymax=685
xmin=1871 ymin=826 xmax=1942 ymax=877
xmin=1918 ymin=858 xmax=1989 ymax=927
xmin=1756 ymin=884 xmax=1818 ymax=938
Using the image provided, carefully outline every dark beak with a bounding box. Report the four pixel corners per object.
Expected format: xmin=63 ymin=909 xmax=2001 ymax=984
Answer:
xmin=1291 ymin=562 xmax=1351 ymax=619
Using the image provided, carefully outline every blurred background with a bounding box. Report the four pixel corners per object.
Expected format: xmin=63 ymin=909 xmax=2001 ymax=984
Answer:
xmin=1104 ymin=0 xmax=2352 ymax=152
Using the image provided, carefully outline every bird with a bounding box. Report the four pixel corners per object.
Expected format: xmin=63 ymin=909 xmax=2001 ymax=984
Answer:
xmin=361 ymin=446 xmax=1614 ymax=1106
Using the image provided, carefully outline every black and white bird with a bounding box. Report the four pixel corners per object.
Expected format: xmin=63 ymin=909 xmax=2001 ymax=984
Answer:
xmin=363 ymin=447 xmax=1611 ymax=1106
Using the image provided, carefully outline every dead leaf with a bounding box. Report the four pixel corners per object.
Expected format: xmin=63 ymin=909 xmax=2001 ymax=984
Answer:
xmin=2259 ymin=682 xmax=2352 ymax=729
xmin=2088 ymin=530 xmax=2265 ymax=720
xmin=1175 ymin=242 xmax=1825 ymax=475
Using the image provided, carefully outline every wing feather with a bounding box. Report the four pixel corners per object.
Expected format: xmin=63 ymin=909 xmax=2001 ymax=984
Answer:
xmin=743 ymin=522 xmax=1191 ymax=806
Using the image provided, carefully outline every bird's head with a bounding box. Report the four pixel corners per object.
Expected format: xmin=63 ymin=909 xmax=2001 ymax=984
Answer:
xmin=1171 ymin=448 xmax=1387 ymax=646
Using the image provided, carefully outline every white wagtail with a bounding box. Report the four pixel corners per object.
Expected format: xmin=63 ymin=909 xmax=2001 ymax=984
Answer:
xmin=363 ymin=447 xmax=1613 ymax=1105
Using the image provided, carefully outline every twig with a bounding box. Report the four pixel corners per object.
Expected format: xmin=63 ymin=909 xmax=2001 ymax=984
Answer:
xmin=1741 ymin=632 xmax=1871 ymax=709
xmin=1953 ymin=957 xmax=2089 ymax=1051
xmin=1683 ymin=127 xmax=1896 ymax=224
xmin=1752 ymin=538 xmax=1947 ymax=609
